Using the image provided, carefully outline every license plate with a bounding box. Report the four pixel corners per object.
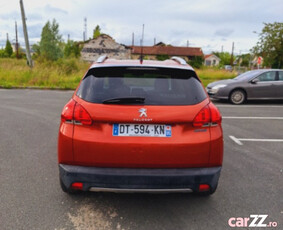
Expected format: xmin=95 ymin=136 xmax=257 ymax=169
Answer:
xmin=113 ymin=124 xmax=172 ymax=137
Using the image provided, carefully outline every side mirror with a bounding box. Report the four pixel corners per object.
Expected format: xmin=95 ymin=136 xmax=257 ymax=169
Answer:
xmin=251 ymin=78 xmax=259 ymax=84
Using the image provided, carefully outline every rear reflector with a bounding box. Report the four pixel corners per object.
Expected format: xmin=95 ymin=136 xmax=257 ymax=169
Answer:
xmin=71 ymin=182 xmax=83 ymax=190
xmin=199 ymin=184 xmax=210 ymax=192
xmin=193 ymin=103 xmax=222 ymax=127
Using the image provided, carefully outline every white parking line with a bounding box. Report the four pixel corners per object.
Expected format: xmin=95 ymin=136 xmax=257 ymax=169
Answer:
xmin=229 ymin=135 xmax=283 ymax=145
xmin=223 ymin=116 xmax=283 ymax=120
xmin=216 ymin=105 xmax=283 ymax=108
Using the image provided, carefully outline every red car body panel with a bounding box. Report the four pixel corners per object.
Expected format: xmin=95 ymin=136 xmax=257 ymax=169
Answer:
xmin=58 ymin=95 xmax=223 ymax=168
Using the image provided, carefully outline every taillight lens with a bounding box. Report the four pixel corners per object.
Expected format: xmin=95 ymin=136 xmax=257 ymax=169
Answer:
xmin=193 ymin=105 xmax=210 ymax=127
xmin=209 ymin=103 xmax=222 ymax=124
xmin=74 ymin=103 xmax=92 ymax=125
xmin=61 ymin=99 xmax=92 ymax=125
xmin=61 ymin=99 xmax=76 ymax=122
xmin=193 ymin=103 xmax=222 ymax=127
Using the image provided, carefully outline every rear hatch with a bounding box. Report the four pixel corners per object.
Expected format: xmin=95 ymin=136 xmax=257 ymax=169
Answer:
xmin=72 ymin=66 xmax=213 ymax=168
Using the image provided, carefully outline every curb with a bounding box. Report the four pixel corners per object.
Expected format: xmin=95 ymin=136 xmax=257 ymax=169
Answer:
xmin=0 ymin=86 xmax=75 ymax=90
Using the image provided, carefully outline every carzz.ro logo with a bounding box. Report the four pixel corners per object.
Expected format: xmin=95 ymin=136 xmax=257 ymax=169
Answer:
xmin=228 ymin=215 xmax=278 ymax=228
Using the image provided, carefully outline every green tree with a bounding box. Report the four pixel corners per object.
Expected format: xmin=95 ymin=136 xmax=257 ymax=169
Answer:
xmin=252 ymin=22 xmax=283 ymax=68
xmin=39 ymin=19 xmax=63 ymax=61
xmin=64 ymin=40 xmax=81 ymax=58
xmin=188 ymin=56 xmax=204 ymax=69
xmin=236 ymin=53 xmax=251 ymax=67
xmin=93 ymin=25 xmax=101 ymax=39
xmin=213 ymin=52 xmax=233 ymax=66
xmin=5 ymin=39 xmax=13 ymax=57
xmin=156 ymin=54 xmax=170 ymax=61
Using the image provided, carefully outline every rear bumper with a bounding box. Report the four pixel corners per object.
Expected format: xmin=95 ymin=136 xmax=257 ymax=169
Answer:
xmin=59 ymin=164 xmax=222 ymax=193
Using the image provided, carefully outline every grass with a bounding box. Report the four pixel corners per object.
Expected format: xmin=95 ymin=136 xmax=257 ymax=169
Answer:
xmin=0 ymin=58 xmax=237 ymax=89
xmin=0 ymin=58 xmax=89 ymax=89
xmin=196 ymin=68 xmax=237 ymax=87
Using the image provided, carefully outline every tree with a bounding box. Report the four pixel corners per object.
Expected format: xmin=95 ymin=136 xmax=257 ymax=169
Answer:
xmin=213 ymin=52 xmax=233 ymax=66
xmin=5 ymin=39 xmax=13 ymax=57
xmin=156 ymin=54 xmax=170 ymax=61
xmin=64 ymin=40 xmax=81 ymax=58
xmin=188 ymin=56 xmax=204 ymax=69
xmin=252 ymin=22 xmax=283 ymax=68
xmin=39 ymin=19 xmax=63 ymax=61
xmin=93 ymin=25 xmax=101 ymax=39
xmin=236 ymin=53 xmax=251 ymax=67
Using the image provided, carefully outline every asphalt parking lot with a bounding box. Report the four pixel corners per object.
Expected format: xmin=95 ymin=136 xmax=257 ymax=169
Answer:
xmin=0 ymin=89 xmax=282 ymax=230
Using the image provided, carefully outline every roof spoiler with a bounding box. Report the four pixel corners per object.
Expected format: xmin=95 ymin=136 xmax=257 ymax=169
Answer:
xmin=96 ymin=55 xmax=108 ymax=63
xmin=170 ymin=56 xmax=187 ymax=65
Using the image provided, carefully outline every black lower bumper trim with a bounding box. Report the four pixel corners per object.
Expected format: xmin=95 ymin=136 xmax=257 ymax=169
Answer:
xmin=59 ymin=164 xmax=222 ymax=192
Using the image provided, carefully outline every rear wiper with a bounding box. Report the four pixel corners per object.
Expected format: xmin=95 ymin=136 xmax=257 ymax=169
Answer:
xmin=102 ymin=97 xmax=145 ymax=104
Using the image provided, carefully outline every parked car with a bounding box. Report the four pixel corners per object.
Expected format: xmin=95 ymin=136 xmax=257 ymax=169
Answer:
xmin=206 ymin=69 xmax=283 ymax=104
xmin=224 ymin=65 xmax=233 ymax=71
xmin=58 ymin=56 xmax=223 ymax=195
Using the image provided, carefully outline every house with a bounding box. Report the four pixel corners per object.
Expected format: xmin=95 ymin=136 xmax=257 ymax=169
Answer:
xmin=130 ymin=46 xmax=204 ymax=62
xmin=204 ymin=54 xmax=221 ymax=66
xmin=81 ymin=34 xmax=131 ymax=62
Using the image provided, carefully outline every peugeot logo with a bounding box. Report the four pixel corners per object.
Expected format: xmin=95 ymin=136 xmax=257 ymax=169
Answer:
xmin=139 ymin=108 xmax=147 ymax=117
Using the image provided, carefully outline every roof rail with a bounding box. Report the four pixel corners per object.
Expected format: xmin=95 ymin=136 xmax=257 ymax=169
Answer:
xmin=96 ymin=55 xmax=108 ymax=63
xmin=170 ymin=56 xmax=187 ymax=65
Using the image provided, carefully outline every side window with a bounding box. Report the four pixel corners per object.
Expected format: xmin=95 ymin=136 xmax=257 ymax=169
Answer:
xmin=257 ymin=72 xmax=276 ymax=82
xmin=278 ymin=72 xmax=283 ymax=81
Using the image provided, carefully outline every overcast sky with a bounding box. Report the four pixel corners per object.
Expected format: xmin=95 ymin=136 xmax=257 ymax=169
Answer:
xmin=0 ymin=0 xmax=282 ymax=54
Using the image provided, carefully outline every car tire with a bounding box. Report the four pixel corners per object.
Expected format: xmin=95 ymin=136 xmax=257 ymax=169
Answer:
xmin=60 ymin=179 xmax=80 ymax=194
xmin=229 ymin=89 xmax=246 ymax=105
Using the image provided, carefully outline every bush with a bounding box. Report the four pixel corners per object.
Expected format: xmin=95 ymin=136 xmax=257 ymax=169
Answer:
xmin=55 ymin=58 xmax=79 ymax=75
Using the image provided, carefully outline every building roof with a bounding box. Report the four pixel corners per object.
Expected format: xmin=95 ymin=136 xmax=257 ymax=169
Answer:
xmin=204 ymin=54 xmax=221 ymax=60
xmin=130 ymin=46 xmax=204 ymax=57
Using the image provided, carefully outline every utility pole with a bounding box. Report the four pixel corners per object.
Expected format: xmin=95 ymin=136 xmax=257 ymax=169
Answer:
xmin=20 ymin=0 xmax=33 ymax=67
xmin=187 ymin=40 xmax=189 ymax=47
xmin=6 ymin=33 xmax=9 ymax=41
xmin=154 ymin=37 xmax=156 ymax=46
xmin=84 ymin=17 xmax=87 ymax=40
xmin=221 ymin=45 xmax=223 ymax=53
xmin=132 ymin=32 xmax=134 ymax=46
xmin=230 ymin=42 xmax=234 ymax=66
xmin=140 ymin=24 xmax=144 ymax=63
xmin=15 ymin=21 xmax=19 ymax=59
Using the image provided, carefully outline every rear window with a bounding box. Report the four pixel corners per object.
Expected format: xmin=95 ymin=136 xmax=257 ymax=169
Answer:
xmin=76 ymin=67 xmax=207 ymax=105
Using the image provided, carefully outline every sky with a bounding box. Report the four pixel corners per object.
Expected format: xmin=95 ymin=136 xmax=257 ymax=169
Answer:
xmin=0 ymin=0 xmax=282 ymax=54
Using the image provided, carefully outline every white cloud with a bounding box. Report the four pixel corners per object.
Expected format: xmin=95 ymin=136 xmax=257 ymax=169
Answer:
xmin=0 ymin=0 xmax=282 ymax=53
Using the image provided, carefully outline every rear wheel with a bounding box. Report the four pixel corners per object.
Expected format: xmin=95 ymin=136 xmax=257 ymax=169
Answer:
xmin=229 ymin=89 xmax=246 ymax=105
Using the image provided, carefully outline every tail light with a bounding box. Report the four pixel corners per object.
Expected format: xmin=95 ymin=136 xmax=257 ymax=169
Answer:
xmin=74 ymin=103 xmax=92 ymax=125
xmin=209 ymin=103 xmax=222 ymax=125
xmin=61 ymin=99 xmax=92 ymax=125
xmin=61 ymin=99 xmax=76 ymax=123
xmin=193 ymin=103 xmax=222 ymax=127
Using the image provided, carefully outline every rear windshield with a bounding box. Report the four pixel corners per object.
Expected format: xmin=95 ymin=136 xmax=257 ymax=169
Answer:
xmin=76 ymin=67 xmax=207 ymax=105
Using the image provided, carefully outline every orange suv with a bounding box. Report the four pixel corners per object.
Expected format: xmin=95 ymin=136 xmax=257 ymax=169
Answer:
xmin=58 ymin=56 xmax=223 ymax=195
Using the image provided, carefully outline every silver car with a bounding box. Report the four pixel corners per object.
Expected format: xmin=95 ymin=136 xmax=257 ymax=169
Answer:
xmin=206 ymin=69 xmax=283 ymax=104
